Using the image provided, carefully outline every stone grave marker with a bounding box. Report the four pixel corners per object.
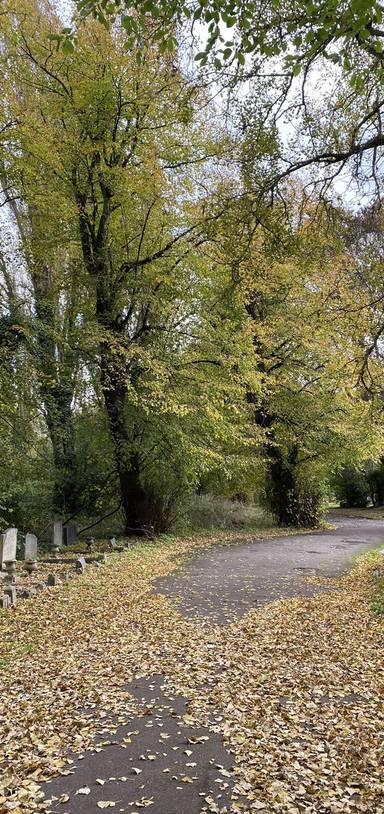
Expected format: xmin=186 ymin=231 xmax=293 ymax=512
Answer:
xmin=0 ymin=528 xmax=17 ymax=569
xmin=20 ymin=587 xmax=35 ymax=599
xmin=75 ymin=557 xmax=86 ymax=574
xmin=63 ymin=522 xmax=77 ymax=547
xmin=24 ymin=533 xmax=38 ymax=561
xmin=52 ymin=521 xmax=63 ymax=554
xmin=109 ymin=536 xmax=117 ymax=550
xmin=47 ymin=573 xmax=59 ymax=587
xmin=0 ymin=595 xmax=10 ymax=609
xmin=4 ymin=585 xmax=16 ymax=606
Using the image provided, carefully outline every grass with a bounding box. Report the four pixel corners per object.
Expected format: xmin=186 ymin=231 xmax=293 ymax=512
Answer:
xmin=369 ymin=551 xmax=384 ymax=614
xmin=330 ymin=506 xmax=384 ymax=520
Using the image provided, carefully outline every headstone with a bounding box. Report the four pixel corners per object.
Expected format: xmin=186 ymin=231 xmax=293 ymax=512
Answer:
xmin=109 ymin=537 xmax=117 ymax=550
xmin=24 ymin=533 xmax=38 ymax=561
xmin=52 ymin=521 xmax=63 ymax=553
xmin=47 ymin=573 xmax=59 ymax=587
xmin=19 ymin=587 xmax=35 ymax=599
xmin=63 ymin=522 xmax=77 ymax=547
xmin=34 ymin=582 xmax=46 ymax=592
xmin=4 ymin=585 xmax=16 ymax=606
xmin=4 ymin=574 xmax=16 ymax=585
xmin=75 ymin=557 xmax=86 ymax=574
xmin=0 ymin=528 xmax=17 ymax=569
xmin=0 ymin=594 xmax=10 ymax=609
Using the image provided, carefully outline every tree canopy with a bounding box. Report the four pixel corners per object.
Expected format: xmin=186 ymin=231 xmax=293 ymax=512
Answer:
xmin=0 ymin=0 xmax=384 ymax=534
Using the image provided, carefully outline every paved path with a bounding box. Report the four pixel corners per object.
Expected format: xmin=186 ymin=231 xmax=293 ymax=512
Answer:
xmin=42 ymin=515 xmax=384 ymax=814
xmin=155 ymin=514 xmax=384 ymax=623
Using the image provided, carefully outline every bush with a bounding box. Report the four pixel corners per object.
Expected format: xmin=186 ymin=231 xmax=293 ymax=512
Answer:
xmin=367 ymin=464 xmax=384 ymax=507
xmin=175 ymin=494 xmax=271 ymax=532
xmin=264 ymin=446 xmax=323 ymax=528
xmin=333 ymin=466 xmax=370 ymax=508
xmin=266 ymin=480 xmax=323 ymax=528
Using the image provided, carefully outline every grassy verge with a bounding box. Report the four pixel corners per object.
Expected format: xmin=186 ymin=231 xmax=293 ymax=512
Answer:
xmin=330 ymin=506 xmax=384 ymax=520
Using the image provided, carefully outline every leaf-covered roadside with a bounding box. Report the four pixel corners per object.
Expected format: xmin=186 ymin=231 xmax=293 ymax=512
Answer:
xmin=0 ymin=535 xmax=383 ymax=814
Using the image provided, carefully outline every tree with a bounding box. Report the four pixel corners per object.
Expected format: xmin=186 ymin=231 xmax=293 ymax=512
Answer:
xmin=0 ymin=1 xmax=251 ymax=533
xmin=212 ymin=188 xmax=384 ymax=525
xmin=66 ymin=0 xmax=384 ymax=73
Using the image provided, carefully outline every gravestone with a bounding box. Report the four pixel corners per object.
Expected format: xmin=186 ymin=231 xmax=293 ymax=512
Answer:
xmin=85 ymin=536 xmax=95 ymax=551
xmin=109 ymin=537 xmax=117 ymax=550
xmin=63 ymin=522 xmax=77 ymax=547
xmin=4 ymin=574 xmax=16 ymax=585
xmin=75 ymin=557 xmax=86 ymax=574
xmin=4 ymin=585 xmax=16 ymax=606
xmin=52 ymin=521 xmax=63 ymax=553
xmin=0 ymin=528 xmax=17 ymax=569
xmin=19 ymin=587 xmax=35 ymax=599
xmin=24 ymin=533 xmax=38 ymax=561
xmin=47 ymin=573 xmax=59 ymax=587
xmin=0 ymin=594 xmax=10 ymax=609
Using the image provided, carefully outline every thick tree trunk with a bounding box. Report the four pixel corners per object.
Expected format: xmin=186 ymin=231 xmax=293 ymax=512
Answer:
xmin=267 ymin=444 xmax=299 ymax=526
xmin=99 ymin=341 xmax=155 ymax=535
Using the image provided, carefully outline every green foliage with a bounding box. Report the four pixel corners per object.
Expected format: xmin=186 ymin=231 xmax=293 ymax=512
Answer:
xmin=264 ymin=449 xmax=324 ymax=528
xmin=371 ymin=567 xmax=384 ymax=615
xmin=333 ymin=466 xmax=370 ymax=509
xmin=366 ymin=463 xmax=384 ymax=507
xmin=64 ymin=0 xmax=384 ymax=72
xmin=0 ymin=1 xmax=384 ymax=536
xmin=175 ymin=494 xmax=271 ymax=532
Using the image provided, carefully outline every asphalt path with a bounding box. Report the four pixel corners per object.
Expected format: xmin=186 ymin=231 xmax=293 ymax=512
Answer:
xmin=42 ymin=514 xmax=384 ymax=814
xmin=155 ymin=513 xmax=384 ymax=623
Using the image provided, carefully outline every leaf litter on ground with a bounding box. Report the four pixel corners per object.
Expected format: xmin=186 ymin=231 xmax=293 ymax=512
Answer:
xmin=0 ymin=532 xmax=383 ymax=813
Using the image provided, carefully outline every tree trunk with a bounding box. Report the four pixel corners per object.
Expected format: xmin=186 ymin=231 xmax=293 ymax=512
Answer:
xmin=99 ymin=340 xmax=155 ymax=535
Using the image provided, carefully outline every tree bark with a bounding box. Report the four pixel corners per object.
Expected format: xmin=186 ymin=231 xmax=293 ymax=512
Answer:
xmin=99 ymin=341 xmax=154 ymax=534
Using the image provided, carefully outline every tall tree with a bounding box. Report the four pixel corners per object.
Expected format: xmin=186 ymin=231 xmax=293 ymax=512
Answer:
xmin=0 ymin=1 xmax=243 ymax=532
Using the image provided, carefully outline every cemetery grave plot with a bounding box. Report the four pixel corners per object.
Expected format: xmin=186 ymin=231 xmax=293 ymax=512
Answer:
xmin=0 ymin=523 xmax=127 ymax=609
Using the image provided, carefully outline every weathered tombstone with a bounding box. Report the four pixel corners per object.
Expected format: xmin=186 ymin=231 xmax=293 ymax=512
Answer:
xmin=47 ymin=573 xmax=59 ymax=587
xmin=24 ymin=533 xmax=38 ymax=561
xmin=63 ymin=522 xmax=77 ymax=547
xmin=85 ymin=536 xmax=94 ymax=551
xmin=4 ymin=585 xmax=16 ymax=606
xmin=108 ymin=536 xmax=117 ymax=550
xmin=4 ymin=574 xmax=16 ymax=585
xmin=0 ymin=528 xmax=17 ymax=569
xmin=52 ymin=521 xmax=63 ymax=554
xmin=19 ymin=587 xmax=35 ymax=599
xmin=0 ymin=594 xmax=10 ymax=609
xmin=75 ymin=557 xmax=86 ymax=574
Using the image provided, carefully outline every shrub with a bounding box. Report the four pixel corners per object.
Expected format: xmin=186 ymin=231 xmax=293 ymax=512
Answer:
xmin=333 ymin=466 xmax=370 ymax=508
xmin=367 ymin=464 xmax=384 ymax=507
